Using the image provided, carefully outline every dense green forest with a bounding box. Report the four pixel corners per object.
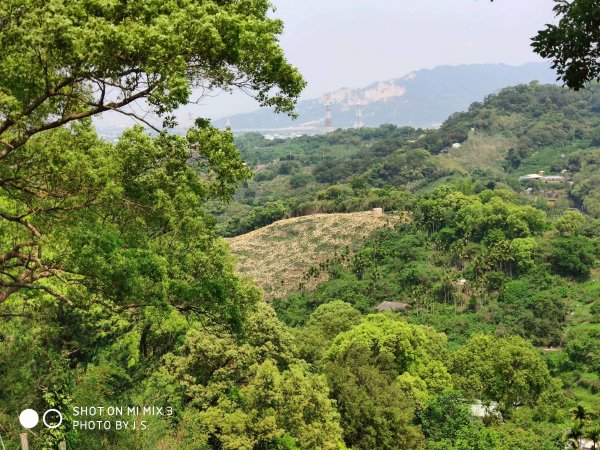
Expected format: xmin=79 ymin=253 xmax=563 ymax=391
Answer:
xmin=222 ymin=82 xmax=600 ymax=449
xmin=274 ymin=188 xmax=600 ymax=448
xmin=1 ymin=1 xmax=599 ymax=450
xmin=216 ymin=82 xmax=600 ymax=237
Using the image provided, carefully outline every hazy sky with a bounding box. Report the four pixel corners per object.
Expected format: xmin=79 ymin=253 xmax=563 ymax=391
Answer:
xmin=275 ymin=0 xmax=556 ymax=97
xmin=194 ymin=0 xmax=557 ymax=119
xmin=99 ymin=0 xmax=558 ymax=128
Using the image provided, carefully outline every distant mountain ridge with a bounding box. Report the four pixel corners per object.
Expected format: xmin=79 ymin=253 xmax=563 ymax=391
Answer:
xmin=214 ymin=63 xmax=558 ymax=134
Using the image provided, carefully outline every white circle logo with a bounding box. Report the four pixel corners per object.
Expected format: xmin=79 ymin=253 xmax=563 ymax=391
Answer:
xmin=19 ymin=409 xmax=39 ymax=429
xmin=42 ymin=409 xmax=63 ymax=429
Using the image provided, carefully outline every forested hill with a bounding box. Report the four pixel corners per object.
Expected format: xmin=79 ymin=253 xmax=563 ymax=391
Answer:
xmin=213 ymin=62 xmax=557 ymax=133
xmin=224 ymin=82 xmax=600 ymax=449
xmin=213 ymin=82 xmax=600 ymax=236
xmin=3 ymin=2 xmax=600 ymax=449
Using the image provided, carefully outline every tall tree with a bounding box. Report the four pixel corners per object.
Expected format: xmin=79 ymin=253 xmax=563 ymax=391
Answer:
xmin=0 ymin=0 xmax=305 ymax=312
xmin=323 ymin=315 xmax=450 ymax=449
xmin=450 ymin=334 xmax=562 ymax=417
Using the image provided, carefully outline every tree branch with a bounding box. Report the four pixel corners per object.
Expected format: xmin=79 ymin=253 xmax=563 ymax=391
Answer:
xmin=0 ymin=80 xmax=158 ymax=160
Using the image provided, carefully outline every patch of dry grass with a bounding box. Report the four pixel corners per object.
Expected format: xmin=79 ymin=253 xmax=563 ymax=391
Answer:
xmin=438 ymin=132 xmax=517 ymax=175
xmin=227 ymin=211 xmax=400 ymax=300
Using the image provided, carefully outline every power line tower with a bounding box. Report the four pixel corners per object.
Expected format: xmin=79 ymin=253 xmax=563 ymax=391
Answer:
xmin=354 ymin=102 xmax=364 ymax=129
xmin=324 ymin=103 xmax=333 ymax=134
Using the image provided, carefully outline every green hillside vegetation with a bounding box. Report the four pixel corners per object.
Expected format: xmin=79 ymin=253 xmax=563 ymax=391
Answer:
xmin=1 ymin=78 xmax=597 ymax=448
xmin=225 ymin=84 xmax=600 ymax=445
xmin=2 ymin=2 xmax=600 ymax=449
xmin=272 ymin=185 xmax=600 ymax=448
xmin=222 ymin=84 xmax=600 ymax=447
xmin=216 ymin=82 xmax=600 ymax=237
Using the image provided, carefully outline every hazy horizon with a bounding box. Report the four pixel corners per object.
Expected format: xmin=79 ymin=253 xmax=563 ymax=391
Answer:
xmin=95 ymin=0 xmax=557 ymax=129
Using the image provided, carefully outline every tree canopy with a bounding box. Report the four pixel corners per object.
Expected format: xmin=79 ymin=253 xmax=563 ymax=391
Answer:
xmin=532 ymin=0 xmax=600 ymax=90
xmin=0 ymin=4 xmax=306 ymax=445
xmin=490 ymin=0 xmax=600 ymax=89
xmin=0 ymin=0 xmax=304 ymax=152
xmin=0 ymin=0 xmax=304 ymax=316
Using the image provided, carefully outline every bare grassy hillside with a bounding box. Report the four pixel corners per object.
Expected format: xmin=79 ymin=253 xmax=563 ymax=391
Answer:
xmin=438 ymin=132 xmax=517 ymax=174
xmin=228 ymin=211 xmax=400 ymax=300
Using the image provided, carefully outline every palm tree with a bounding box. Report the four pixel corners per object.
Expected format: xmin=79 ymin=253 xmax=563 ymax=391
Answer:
xmin=585 ymin=423 xmax=600 ymax=450
xmin=573 ymin=405 xmax=588 ymax=421
xmin=571 ymin=405 xmax=588 ymax=420
xmin=566 ymin=421 xmax=584 ymax=450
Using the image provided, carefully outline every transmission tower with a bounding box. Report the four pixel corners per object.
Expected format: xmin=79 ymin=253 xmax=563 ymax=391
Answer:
xmin=354 ymin=102 xmax=364 ymax=129
xmin=324 ymin=103 xmax=333 ymax=134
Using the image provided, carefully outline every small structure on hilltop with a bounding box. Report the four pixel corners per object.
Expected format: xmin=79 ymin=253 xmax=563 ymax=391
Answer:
xmin=452 ymin=143 xmax=462 ymax=149
xmin=455 ymin=278 xmax=467 ymax=287
xmin=372 ymin=207 xmax=384 ymax=215
xmin=375 ymin=301 xmax=412 ymax=312
xmin=519 ymin=173 xmax=543 ymax=182
xmin=453 ymin=278 xmax=470 ymax=294
xmin=519 ymin=170 xmax=566 ymax=183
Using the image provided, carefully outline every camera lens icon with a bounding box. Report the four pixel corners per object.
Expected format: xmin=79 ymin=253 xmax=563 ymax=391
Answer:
xmin=19 ymin=409 xmax=63 ymax=429
xmin=43 ymin=409 xmax=63 ymax=429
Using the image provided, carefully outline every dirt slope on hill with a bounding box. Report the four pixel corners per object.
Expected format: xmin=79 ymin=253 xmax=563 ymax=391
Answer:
xmin=228 ymin=211 xmax=400 ymax=300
